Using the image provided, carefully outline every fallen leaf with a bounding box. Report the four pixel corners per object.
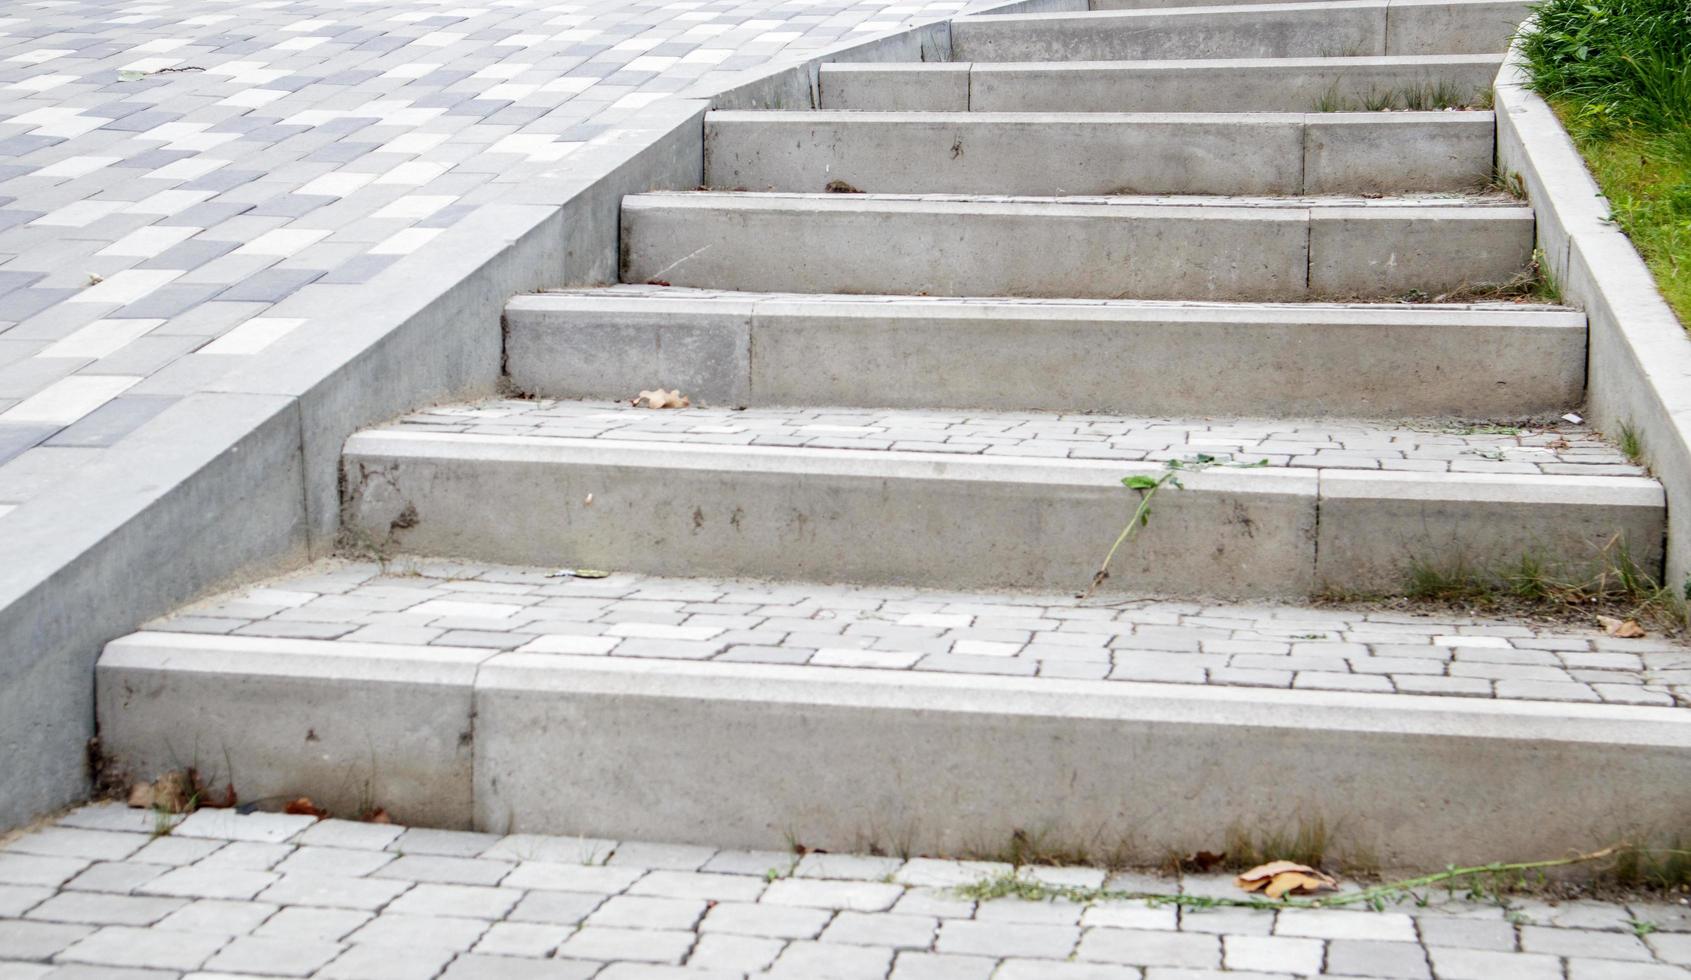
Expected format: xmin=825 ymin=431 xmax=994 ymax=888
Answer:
xmin=283 ymin=797 xmax=330 ymax=818
xmin=1597 ymin=615 xmax=1646 ymax=638
xmin=633 ymin=388 xmax=690 ymax=409
xmin=363 ymin=808 xmax=392 ymax=824
xmin=825 ymin=179 xmax=863 ymax=194
xmin=645 ymin=279 xmax=671 ymax=287
xmin=1181 ymin=850 xmax=1226 ymax=872
xmin=127 ymin=782 xmax=155 ymax=809
xmin=1236 ymin=861 xmax=1338 ymax=898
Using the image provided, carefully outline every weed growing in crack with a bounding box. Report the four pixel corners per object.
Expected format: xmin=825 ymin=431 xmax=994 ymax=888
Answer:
xmin=1081 ymin=456 xmax=1269 ymax=600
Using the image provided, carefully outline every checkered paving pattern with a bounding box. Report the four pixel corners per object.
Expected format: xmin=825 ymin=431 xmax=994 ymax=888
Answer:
xmin=3 ymin=806 xmax=1690 ymax=978
xmin=0 ymin=0 xmax=978 ymax=518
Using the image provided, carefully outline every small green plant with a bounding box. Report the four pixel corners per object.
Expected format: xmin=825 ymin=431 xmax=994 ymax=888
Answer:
xmin=1617 ymin=422 xmax=1646 ymax=466
xmin=1082 ymin=456 xmax=1269 ymax=599
xmin=1631 ymin=919 xmax=1662 ymax=937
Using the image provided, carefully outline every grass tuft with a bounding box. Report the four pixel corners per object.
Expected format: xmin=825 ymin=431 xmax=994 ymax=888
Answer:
xmin=1519 ymin=0 xmax=1691 ymax=327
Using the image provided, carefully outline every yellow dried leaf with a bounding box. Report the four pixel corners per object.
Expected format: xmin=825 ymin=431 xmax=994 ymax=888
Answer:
xmin=1597 ymin=615 xmax=1646 ymax=638
xmin=1265 ymin=871 xmax=1337 ymax=899
xmin=633 ymin=388 xmax=690 ymax=409
xmin=1236 ymin=861 xmax=1337 ymax=898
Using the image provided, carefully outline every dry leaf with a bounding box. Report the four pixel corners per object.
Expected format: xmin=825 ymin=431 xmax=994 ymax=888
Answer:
xmin=1181 ymin=850 xmax=1227 ymax=872
xmin=633 ymin=388 xmax=690 ymax=409
xmin=284 ymin=797 xmax=330 ymax=818
xmin=1597 ymin=615 xmax=1645 ymax=638
xmin=127 ymin=782 xmax=155 ymax=809
xmin=1235 ymin=861 xmax=1338 ymax=899
xmin=363 ymin=807 xmax=392 ymax=824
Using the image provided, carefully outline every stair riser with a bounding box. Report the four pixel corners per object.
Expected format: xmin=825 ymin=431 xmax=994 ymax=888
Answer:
xmin=505 ymin=298 xmax=1586 ymax=417
xmin=951 ymin=2 xmax=1530 ymax=62
xmin=341 ymin=434 xmax=1663 ymax=597
xmin=342 ymin=436 xmax=1319 ymax=596
xmin=704 ymin=113 xmax=1495 ymax=196
xmin=819 ymin=57 xmax=1504 ymax=113
xmin=621 ymin=198 xmax=1536 ymax=302
xmin=475 ymin=657 xmax=1691 ymax=868
xmin=98 ymin=638 xmax=1691 ymax=868
xmin=96 ymin=638 xmax=481 ymax=828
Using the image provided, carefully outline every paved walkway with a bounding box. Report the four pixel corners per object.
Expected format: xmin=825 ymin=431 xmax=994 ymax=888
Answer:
xmin=0 ymin=0 xmax=976 ymax=521
xmin=141 ymin=557 xmax=1691 ymax=706
xmin=2 ymin=805 xmax=1689 ymax=978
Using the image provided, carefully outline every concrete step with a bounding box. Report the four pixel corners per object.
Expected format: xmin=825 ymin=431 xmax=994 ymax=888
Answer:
xmin=949 ymin=1 xmax=1531 ymax=62
xmin=620 ymin=192 xmax=1536 ymax=302
xmin=340 ymin=401 xmax=1661 ymax=598
xmin=504 ymin=287 xmax=1585 ymax=417
xmin=704 ymin=110 xmax=1495 ymax=196
xmin=817 ymin=54 xmax=1504 ymax=113
xmin=96 ymin=558 xmax=1691 ymax=866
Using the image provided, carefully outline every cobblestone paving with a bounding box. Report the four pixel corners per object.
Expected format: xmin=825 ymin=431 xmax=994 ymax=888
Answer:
xmin=2 ymin=805 xmax=1690 ymax=978
xmin=384 ymin=399 xmax=1642 ymax=476
xmin=142 ymin=557 xmax=1691 ymax=706
xmin=0 ymin=0 xmax=978 ymax=517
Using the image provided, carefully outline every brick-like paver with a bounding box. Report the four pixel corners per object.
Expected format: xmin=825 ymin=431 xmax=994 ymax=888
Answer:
xmin=2 ymin=806 xmax=1688 ymax=978
xmin=0 ymin=0 xmax=982 ymax=515
xmin=383 ymin=396 xmax=1639 ymax=476
xmin=141 ymin=556 xmax=1691 ymax=708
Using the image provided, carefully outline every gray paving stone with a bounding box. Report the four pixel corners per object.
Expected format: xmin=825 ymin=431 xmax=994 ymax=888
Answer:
xmin=0 ymin=920 xmax=94 ymax=960
xmin=56 ymin=924 xmax=228 ymax=970
xmin=1326 ymin=938 xmax=1432 ymax=978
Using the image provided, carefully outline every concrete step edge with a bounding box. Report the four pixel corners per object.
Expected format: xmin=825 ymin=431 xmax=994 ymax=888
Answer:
xmin=96 ymin=636 xmax=1691 ymax=865
xmin=344 ymin=428 xmax=1662 ymax=501
xmin=506 ymin=288 xmax=1585 ymax=324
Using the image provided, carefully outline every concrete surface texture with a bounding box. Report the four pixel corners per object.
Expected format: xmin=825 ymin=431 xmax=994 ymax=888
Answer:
xmin=5 ymin=804 xmax=1691 ymax=979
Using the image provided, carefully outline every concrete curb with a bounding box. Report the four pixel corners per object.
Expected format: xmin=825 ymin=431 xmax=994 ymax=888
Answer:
xmin=1493 ymin=43 xmax=1691 ymax=589
xmin=96 ymin=634 xmax=1691 ymax=868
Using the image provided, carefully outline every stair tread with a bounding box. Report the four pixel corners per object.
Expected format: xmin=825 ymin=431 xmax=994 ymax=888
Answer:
xmin=124 ymin=555 xmax=1689 ymax=709
xmin=632 ymin=190 xmax=1526 ymax=210
xmin=706 ymin=108 xmax=1495 ymax=121
xmin=826 ymin=53 xmax=1507 ymax=70
xmin=369 ymin=398 xmax=1644 ymax=482
xmin=519 ymin=284 xmax=1580 ymax=317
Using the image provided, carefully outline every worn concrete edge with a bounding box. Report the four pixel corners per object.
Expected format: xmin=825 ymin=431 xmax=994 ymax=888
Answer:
xmin=1494 ymin=41 xmax=1691 ymax=589
xmin=102 ymin=636 xmax=1691 ymax=745
xmin=0 ymin=2 xmax=1054 ymax=831
xmin=94 ymin=636 xmax=1691 ymax=839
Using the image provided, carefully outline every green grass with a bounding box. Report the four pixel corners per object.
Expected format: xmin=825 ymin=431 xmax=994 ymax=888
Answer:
xmin=1518 ymin=0 xmax=1691 ymax=327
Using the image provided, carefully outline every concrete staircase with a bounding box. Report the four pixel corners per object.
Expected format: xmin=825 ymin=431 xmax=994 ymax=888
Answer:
xmin=96 ymin=0 xmax=1690 ymax=869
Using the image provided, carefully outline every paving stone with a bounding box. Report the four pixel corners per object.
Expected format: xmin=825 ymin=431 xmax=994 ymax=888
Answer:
xmin=255 ymin=872 xmax=411 ymax=910
xmin=935 ymin=919 xmax=1079 ymax=958
xmin=763 ymin=878 xmax=903 ymax=912
xmin=0 ymin=920 xmax=95 ymax=960
xmin=1275 ymin=908 xmax=1418 ymax=941
xmin=315 ymin=942 xmax=457 ymax=980
xmin=1224 ymin=934 xmax=1323 ymax=974
xmin=1326 ymin=938 xmax=1432 ymax=978
xmin=134 ymin=867 xmax=277 ymax=901
xmin=820 ymin=911 xmax=937 ymax=949
xmin=768 ymin=939 xmax=894 ymax=978
xmin=200 ymin=934 xmax=341 ymax=976
xmin=1426 ymin=946 xmax=1565 ymax=980
xmin=56 ymin=924 xmax=228 ymax=970
xmin=21 ymin=891 xmax=185 ymax=927
xmin=440 ymin=954 xmax=601 ymax=979
xmin=1521 ymin=923 xmax=1653 ymax=959
xmin=700 ymin=901 xmax=832 ymax=939
xmin=687 ymin=932 xmax=787 ymax=972
xmin=1075 ymin=928 xmax=1221 ymax=967
xmin=369 ymin=855 xmax=512 ymax=886
xmin=151 ymin=898 xmax=278 ymax=937
xmin=250 ymin=906 xmax=371 ymax=942
xmin=554 ymin=925 xmax=695 ymax=963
